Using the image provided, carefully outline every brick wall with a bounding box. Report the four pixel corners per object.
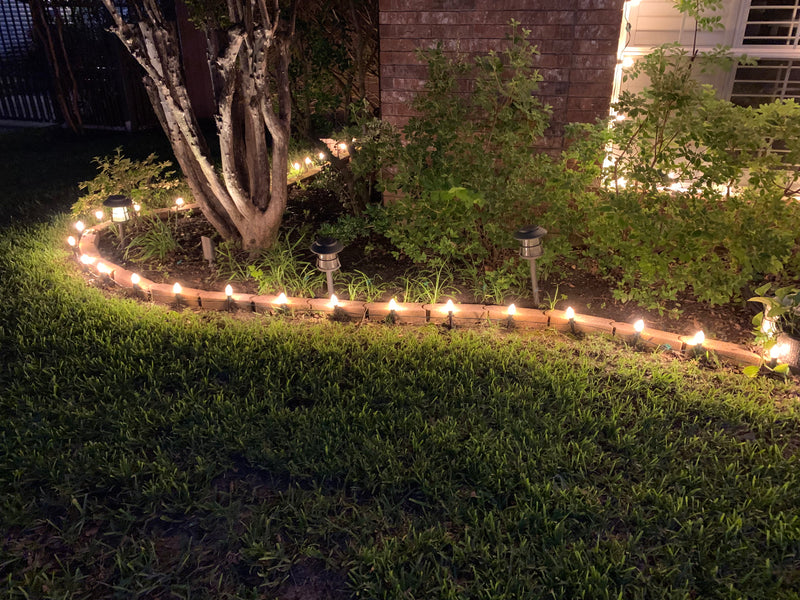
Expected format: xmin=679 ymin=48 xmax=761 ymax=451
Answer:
xmin=379 ymin=0 xmax=624 ymax=152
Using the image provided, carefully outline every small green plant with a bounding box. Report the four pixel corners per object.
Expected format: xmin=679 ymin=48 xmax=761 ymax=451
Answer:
xmin=215 ymin=240 xmax=251 ymax=281
xmin=466 ymin=262 xmax=526 ymax=305
xmin=247 ymin=232 xmax=325 ymax=297
xmin=72 ymin=148 xmax=190 ymax=217
xmin=399 ymin=263 xmax=458 ymax=304
xmin=124 ymin=216 xmax=180 ymax=263
xmin=338 ymin=270 xmax=388 ymax=302
xmin=542 ymin=283 xmax=567 ymax=311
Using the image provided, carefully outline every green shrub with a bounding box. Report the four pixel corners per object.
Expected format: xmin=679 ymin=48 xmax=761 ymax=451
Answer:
xmin=566 ymin=1 xmax=800 ymax=309
xmin=361 ymin=23 xmax=588 ymax=277
xmin=71 ymin=148 xmax=191 ymax=217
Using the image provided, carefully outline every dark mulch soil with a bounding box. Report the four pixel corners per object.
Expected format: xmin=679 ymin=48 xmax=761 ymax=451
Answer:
xmin=96 ymin=187 xmax=759 ymax=347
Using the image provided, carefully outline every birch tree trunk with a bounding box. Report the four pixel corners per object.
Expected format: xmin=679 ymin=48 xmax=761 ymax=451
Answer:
xmin=100 ymin=0 xmax=297 ymax=252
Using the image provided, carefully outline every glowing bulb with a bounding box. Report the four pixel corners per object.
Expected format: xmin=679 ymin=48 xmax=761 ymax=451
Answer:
xmin=444 ymin=299 xmax=455 ymax=314
xmin=507 ymin=303 xmax=517 ymax=316
xmin=131 ymin=273 xmax=141 ymax=286
xmin=225 ymin=284 xmax=233 ymax=298
xmin=338 ymin=143 xmax=348 ymax=151
xmin=565 ymin=306 xmax=575 ymax=320
xmin=97 ymin=262 xmax=110 ymax=275
xmin=293 ymin=162 xmax=301 ymax=171
xmin=74 ymin=221 xmax=85 ymax=233
xmin=318 ymin=152 xmax=326 ymax=161
xmin=633 ymin=319 xmax=644 ymax=333
xmin=67 ymin=236 xmax=76 ymax=247
xmin=770 ymin=343 xmax=790 ymax=359
xmin=388 ymin=298 xmax=399 ymax=312
xmin=328 ymin=294 xmax=340 ymax=307
xmin=133 ymin=203 xmax=141 ymax=212
xmin=304 ymin=157 xmax=312 ymax=166
xmin=172 ymin=282 xmax=182 ymax=295
xmin=175 ymin=197 xmax=184 ymax=207
xmin=95 ymin=210 xmax=104 ymax=221
xmin=688 ymin=330 xmax=705 ymax=346
xmin=621 ymin=56 xmax=634 ymax=68
xmin=276 ymin=292 xmax=288 ymax=305
xmin=79 ymin=254 xmax=95 ymax=265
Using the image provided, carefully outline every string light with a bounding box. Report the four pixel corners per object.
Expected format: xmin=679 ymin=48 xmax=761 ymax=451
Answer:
xmin=94 ymin=210 xmax=104 ymax=221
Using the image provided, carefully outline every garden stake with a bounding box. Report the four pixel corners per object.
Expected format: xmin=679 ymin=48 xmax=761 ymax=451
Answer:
xmin=310 ymin=236 xmax=344 ymax=297
xmin=514 ymin=225 xmax=547 ymax=306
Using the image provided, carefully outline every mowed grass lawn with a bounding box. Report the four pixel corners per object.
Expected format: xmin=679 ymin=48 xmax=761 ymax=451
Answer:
xmin=1 ymin=128 xmax=800 ymax=599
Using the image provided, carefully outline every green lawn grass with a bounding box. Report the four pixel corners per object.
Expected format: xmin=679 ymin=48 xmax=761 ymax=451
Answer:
xmin=1 ymin=128 xmax=800 ymax=599
xmin=1 ymin=218 xmax=799 ymax=599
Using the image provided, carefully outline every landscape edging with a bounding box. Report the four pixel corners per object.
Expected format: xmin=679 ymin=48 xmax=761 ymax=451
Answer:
xmin=75 ymin=209 xmax=764 ymax=369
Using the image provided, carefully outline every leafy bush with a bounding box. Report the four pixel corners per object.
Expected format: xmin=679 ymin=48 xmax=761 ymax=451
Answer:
xmin=359 ymin=23 xmax=587 ymax=277
xmin=566 ymin=3 xmax=800 ymax=309
xmin=72 ymin=148 xmax=191 ymax=217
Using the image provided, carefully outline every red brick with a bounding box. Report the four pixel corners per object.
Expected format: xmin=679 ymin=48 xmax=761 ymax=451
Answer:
xmin=569 ymin=68 xmax=616 ymax=82
xmin=572 ymin=39 xmax=618 ymax=54
xmin=380 ymin=10 xmax=421 ymax=24
xmin=575 ymin=23 xmax=622 ymax=40
xmin=539 ymin=67 xmax=569 ymax=82
xmin=381 ymin=51 xmax=425 ymax=66
xmin=537 ymin=39 xmax=573 ymax=53
xmin=568 ymin=96 xmax=612 ymax=111
xmin=389 ymin=78 xmax=428 ymax=91
xmin=381 ymin=65 xmax=428 ymax=79
xmin=566 ymin=109 xmax=605 ymax=123
xmin=577 ymin=0 xmax=623 ymax=9
xmin=531 ymin=53 xmax=572 ymax=68
xmin=381 ymin=38 xmax=421 ymax=52
xmin=419 ymin=11 xmax=480 ymax=25
xmin=472 ymin=24 xmax=514 ymax=38
xmin=568 ymin=82 xmax=613 ymax=98
xmin=571 ymin=54 xmax=618 ymax=69
xmin=428 ymin=24 xmax=475 ymax=39
xmin=381 ymin=24 xmax=434 ymax=38
xmin=576 ymin=9 xmax=623 ymax=24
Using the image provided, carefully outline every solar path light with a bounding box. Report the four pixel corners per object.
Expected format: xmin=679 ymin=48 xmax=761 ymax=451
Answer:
xmin=310 ymin=236 xmax=344 ymax=297
xmin=514 ymin=224 xmax=546 ymax=306
xmin=103 ymin=194 xmax=133 ymax=245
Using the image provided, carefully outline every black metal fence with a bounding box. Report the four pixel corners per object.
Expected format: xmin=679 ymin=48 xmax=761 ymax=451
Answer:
xmin=0 ymin=0 xmax=155 ymax=129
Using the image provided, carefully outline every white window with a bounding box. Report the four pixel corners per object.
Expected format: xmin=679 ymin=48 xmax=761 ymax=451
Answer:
xmin=616 ymin=0 xmax=800 ymax=107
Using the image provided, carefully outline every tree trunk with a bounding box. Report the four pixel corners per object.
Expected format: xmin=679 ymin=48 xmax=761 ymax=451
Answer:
xmin=100 ymin=0 xmax=297 ymax=251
